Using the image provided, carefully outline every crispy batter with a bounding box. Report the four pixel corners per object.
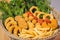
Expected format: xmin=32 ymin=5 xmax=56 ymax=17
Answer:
xmin=15 ymin=16 xmax=27 ymax=29
xmin=27 ymin=21 xmax=34 ymax=30
xmin=6 ymin=21 xmax=17 ymax=30
xmin=42 ymin=22 xmax=50 ymax=28
xmin=50 ymin=19 xmax=58 ymax=30
xmin=14 ymin=27 xmax=20 ymax=36
xmin=29 ymin=6 xmax=38 ymax=13
xmin=5 ymin=17 xmax=14 ymax=26
xmin=4 ymin=17 xmax=16 ymax=30
xmin=43 ymin=14 xmax=54 ymax=20
xmin=4 ymin=6 xmax=58 ymax=38
xmin=29 ymin=16 xmax=34 ymax=21
xmin=8 ymin=26 xmax=15 ymax=33
xmin=37 ymin=12 xmax=45 ymax=19
xmin=4 ymin=17 xmax=21 ymax=37
xmin=33 ymin=11 xmax=40 ymax=16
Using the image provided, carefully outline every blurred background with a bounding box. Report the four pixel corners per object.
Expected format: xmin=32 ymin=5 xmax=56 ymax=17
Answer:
xmin=51 ymin=0 xmax=60 ymax=12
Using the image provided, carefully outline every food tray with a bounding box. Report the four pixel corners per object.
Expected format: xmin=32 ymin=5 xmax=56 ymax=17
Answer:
xmin=0 ymin=8 xmax=60 ymax=40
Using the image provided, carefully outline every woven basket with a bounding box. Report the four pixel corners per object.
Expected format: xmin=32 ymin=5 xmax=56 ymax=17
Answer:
xmin=0 ymin=8 xmax=60 ymax=40
xmin=0 ymin=0 xmax=60 ymax=40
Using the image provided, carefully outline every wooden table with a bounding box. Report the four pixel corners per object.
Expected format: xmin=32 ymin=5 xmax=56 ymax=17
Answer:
xmin=0 ymin=25 xmax=11 ymax=40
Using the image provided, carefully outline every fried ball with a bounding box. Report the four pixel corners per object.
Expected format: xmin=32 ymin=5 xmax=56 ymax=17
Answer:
xmin=24 ymin=17 xmax=29 ymax=21
xmin=23 ymin=13 xmax=28 ymax=18
xmin=32 ymin=19 xmax=37 ymax=24
xmin=42 ymin=22 xmax=50 ymax=28
xmin=29 ymin=16 xmax=34 ymax=21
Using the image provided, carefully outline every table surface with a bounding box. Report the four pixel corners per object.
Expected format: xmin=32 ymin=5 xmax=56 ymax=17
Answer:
xmin=0 ymin=26 xmax=11 ymax=40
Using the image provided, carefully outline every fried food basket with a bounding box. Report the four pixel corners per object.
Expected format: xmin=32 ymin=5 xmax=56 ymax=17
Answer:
xmin=0 ymin=8 xmax=60 ymax=40
xmin=0 ymin=0 xmax=60 ymax=40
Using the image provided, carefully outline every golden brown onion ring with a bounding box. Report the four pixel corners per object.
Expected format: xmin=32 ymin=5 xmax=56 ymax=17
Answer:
xmin=29 ymin=6 xmax=38 ymax=13
xmin=43 ymin=14 xmax=54 ymax=20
